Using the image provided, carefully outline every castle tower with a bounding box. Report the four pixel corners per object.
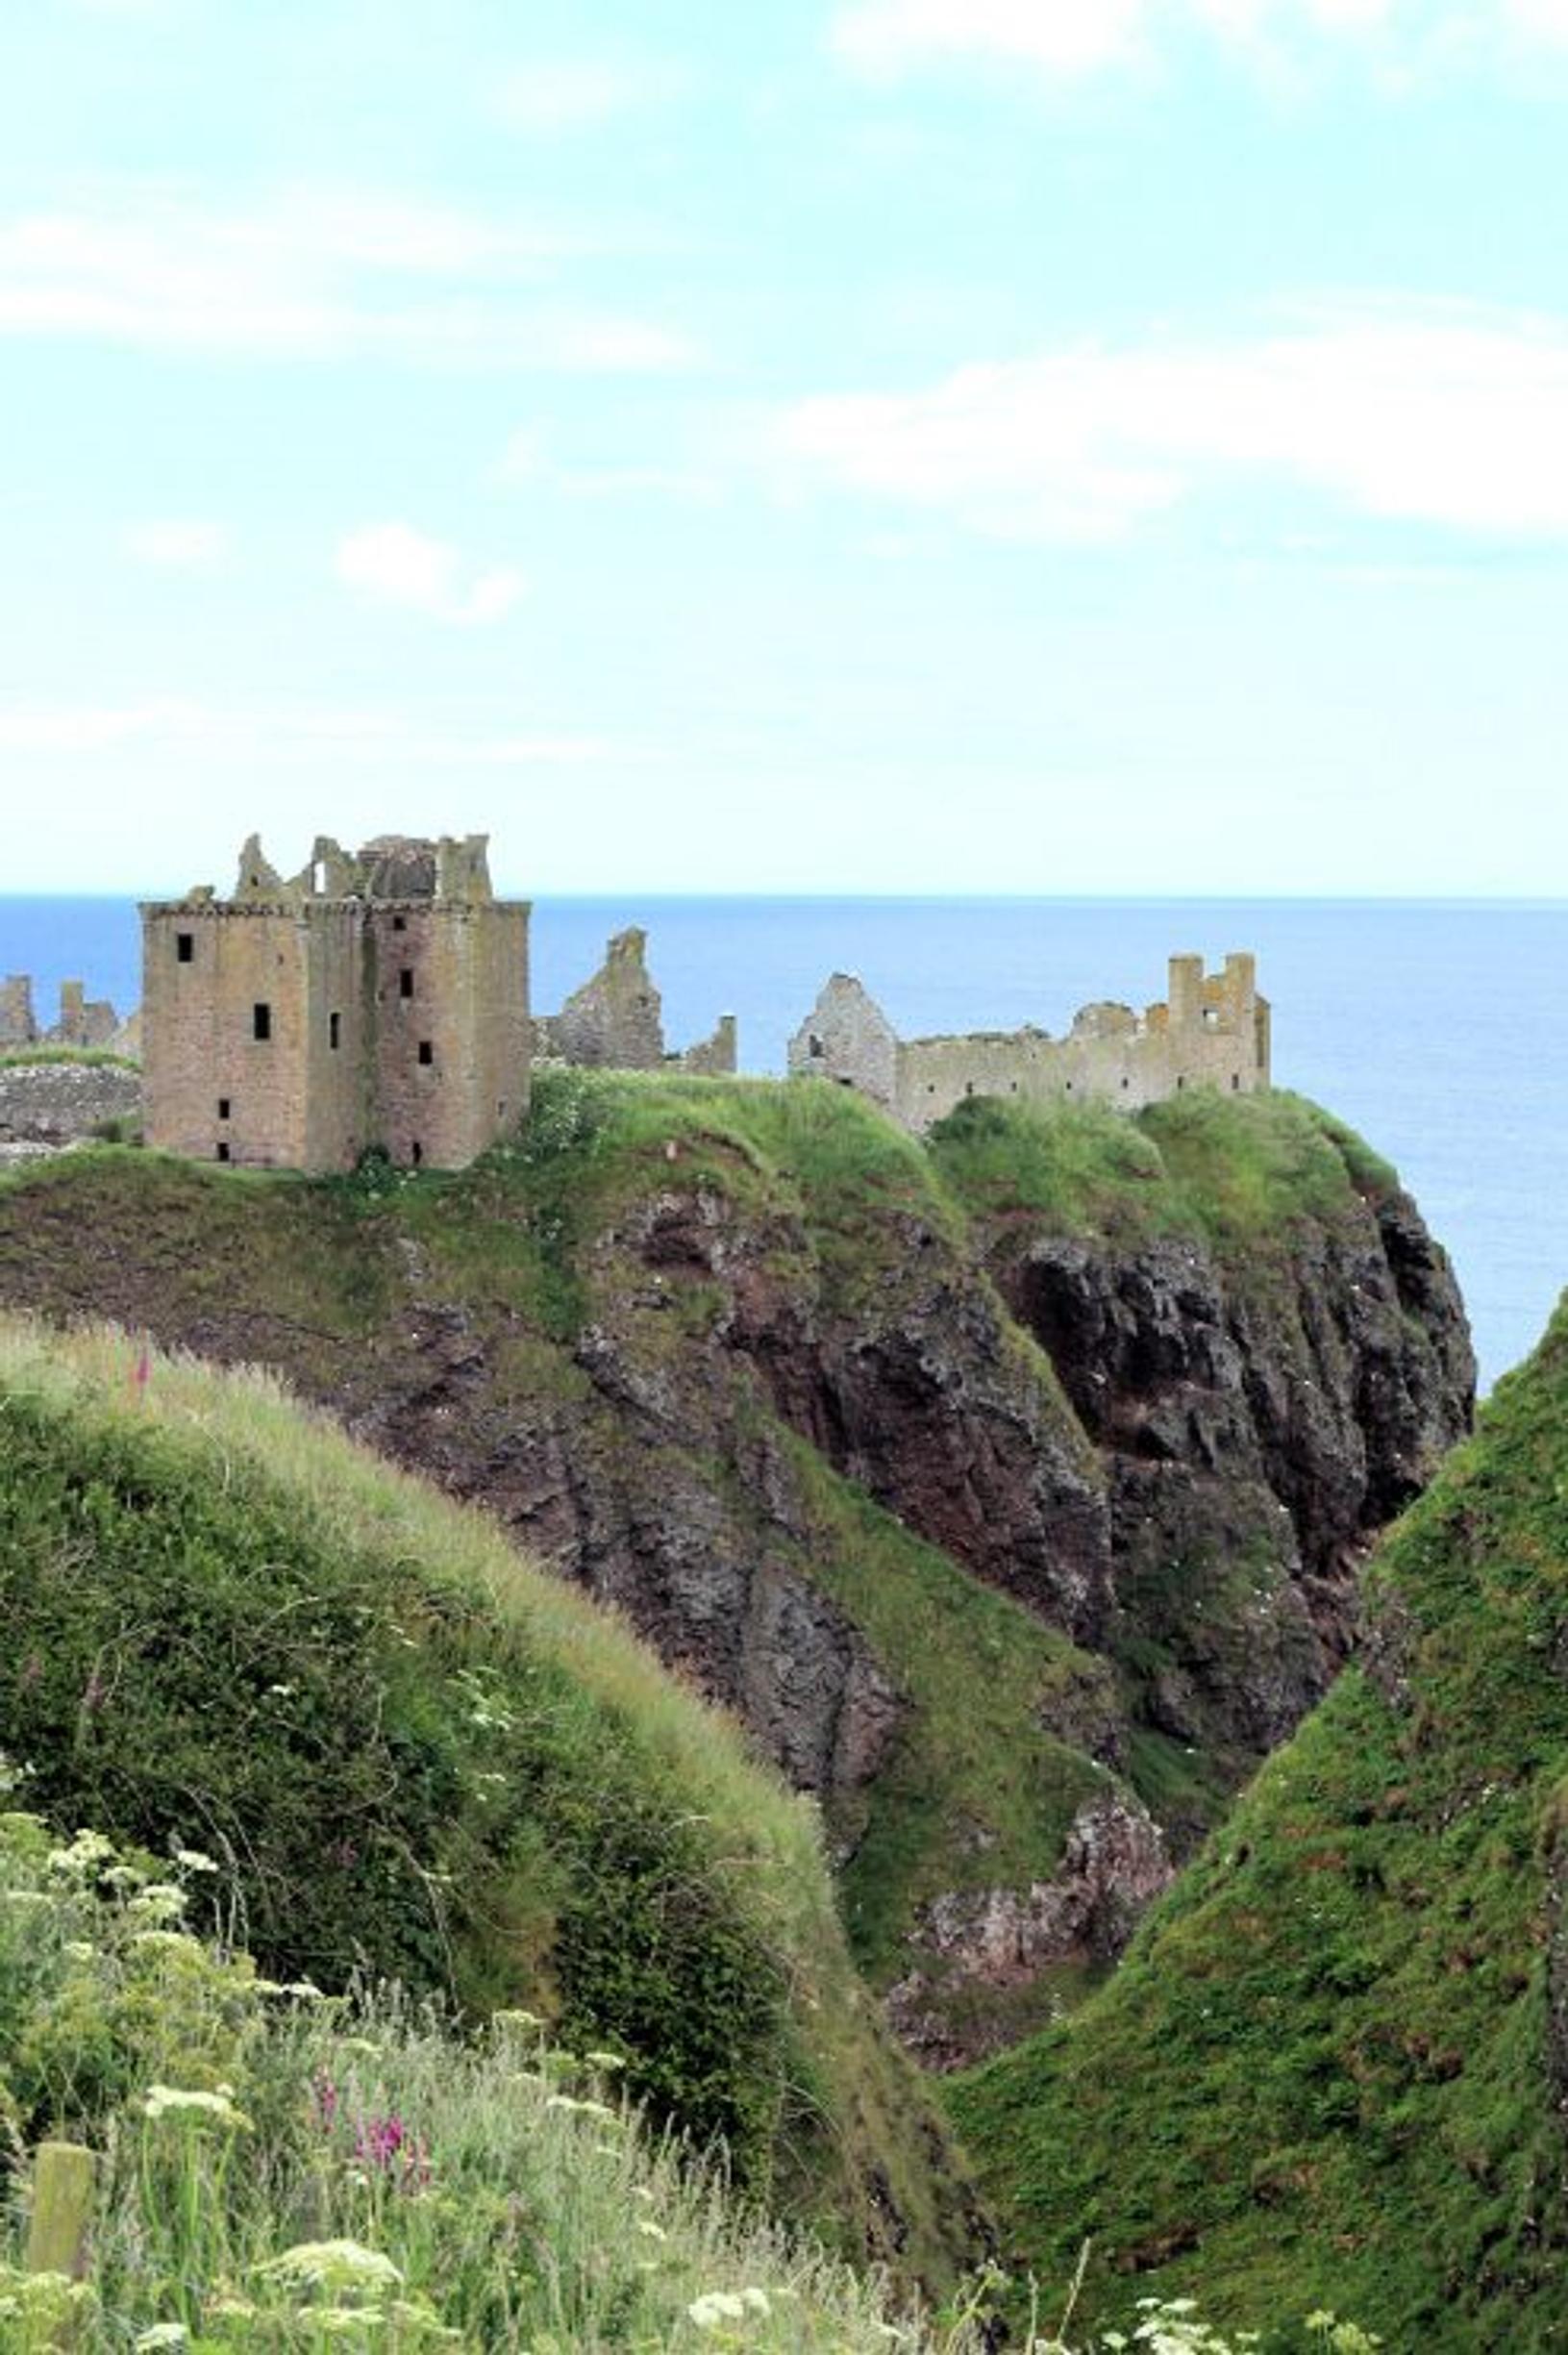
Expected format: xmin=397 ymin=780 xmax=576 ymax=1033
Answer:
xmin=140 ymin=831 xmax=531 ymax=1173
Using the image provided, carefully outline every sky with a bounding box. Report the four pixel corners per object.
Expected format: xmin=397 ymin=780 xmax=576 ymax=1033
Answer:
xmin=5 ymin=0 xmax=1568 ymax=896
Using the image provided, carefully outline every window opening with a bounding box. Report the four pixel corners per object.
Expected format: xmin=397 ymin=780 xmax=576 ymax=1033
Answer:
xmin=399 ymin=969 xmax=414 ymax=1000
xmin=392 ymin=915 xmax=407 ymax=933
xmin=253 ymin=1003 xmax=272 ymax=1041
xmin=217 ymin=1098 xmax=231 ymax=1120
xmin=329 ymin=1013 xmax=340 ymax=1050
xmin=417 ymin=1040 xmax=433 ymax=1066
xmin=215 ymin=1142 xmax=231 ymax=1164
xmin=176 ymin=933 xmax=194 ymax=964
xmin=411 ymin=1140 xmax=423 ymax=1166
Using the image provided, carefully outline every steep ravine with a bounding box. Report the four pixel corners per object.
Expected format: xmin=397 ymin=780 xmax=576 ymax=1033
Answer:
xmin=0 ymin=1076 xmax=1472 ymax=2064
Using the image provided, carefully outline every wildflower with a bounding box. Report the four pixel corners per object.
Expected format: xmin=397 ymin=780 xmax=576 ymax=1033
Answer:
xmin=131 ymin=1930 xmax=205 ymax=1959
xmin=740 ymin=2289 xmax=771 ymax=2317
xmin=491 ymin=2007 xmax=542 ymax=2032
xmin=584 ymin=2049 xmax=626 ymax=2072
xmin=260 ymin=2241 xmax=403 ymax=2294
xmin=62 ymin=1941 xmax=94 ymax=1962
xmin=142 ymin=2084 xmax=249 ymax=2129
xmin=128 ymin=1884 xmax=187 ymax=1922
xmin=134 ymin=2327 xmax=189 ymax=2350
xmin=688 ymin=2291 xmax=747 ymax=2328
xmin=173 ymin=1847 xmax=220 ymax=1874
xmin=635 ymin=2219 xmax=667 ymax=2243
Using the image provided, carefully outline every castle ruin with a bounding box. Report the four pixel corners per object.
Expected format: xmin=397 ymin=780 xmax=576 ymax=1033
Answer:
xmin=140 ymin=831 xmax=530 ymax=1172
xmin=1 ymin=974 xmax=128 ymax=1054
xmin=534 ymin=928 xmax=736 ymax=1077
xmin=787 ymin=953 xmax=1269 ymax=1133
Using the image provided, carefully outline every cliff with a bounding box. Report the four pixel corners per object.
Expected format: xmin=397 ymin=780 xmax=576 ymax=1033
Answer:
xmin=950 ymin=1289 xmax=1568 ymax=2345
xmin=0 ymin=1075 xmax=1471 ymax=2065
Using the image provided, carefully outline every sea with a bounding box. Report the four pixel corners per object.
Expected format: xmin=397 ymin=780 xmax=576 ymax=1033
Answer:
xmin=3 ymin=894 xmax=1563 ymax=1395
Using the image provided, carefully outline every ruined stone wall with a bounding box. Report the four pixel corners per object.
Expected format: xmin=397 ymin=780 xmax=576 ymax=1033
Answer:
xmin=0 ymin=1061 xmax=142 ymax=1148
xmin=790 ymin=955 xmax=1269 ymax=1135
xmin=0 ymin=978 xmax=36 ymax=1047
xmin=368 ymin=901 xmax=530 ymax=1169
xmin=547 ymin=928 xmax=664 ymax=1070
xmin=142 ymin=906 xmax=313 ymax=1167
xmin=788 ymin=975 xmax=900 ymax=1111
xmin=675 ymin=1015 xmax=738 ymax=1077
xmin=1 ymin=975 xmax=125 ymax=1052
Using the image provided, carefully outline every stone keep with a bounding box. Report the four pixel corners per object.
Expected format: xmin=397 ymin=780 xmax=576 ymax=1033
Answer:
xmin=788 ymin=953 xmax=1270 ymax=1134
xmin=141 ymin=832 xmax=531 ymax=1172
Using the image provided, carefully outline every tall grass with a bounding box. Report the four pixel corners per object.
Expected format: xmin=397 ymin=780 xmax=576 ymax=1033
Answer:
xmin=0 ymin=1316 xmax=966 ymax=2274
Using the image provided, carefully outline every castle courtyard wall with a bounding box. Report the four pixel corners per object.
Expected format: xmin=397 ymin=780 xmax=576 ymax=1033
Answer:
xmin=790 ymin=954 xmax=1268 ymax=1136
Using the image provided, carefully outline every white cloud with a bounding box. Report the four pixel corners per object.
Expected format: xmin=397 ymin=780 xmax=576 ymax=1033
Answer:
xmin=124 ymin=518 xmax=226 ymax=569
xmin=335 ymin=522 xmax=526 ymax=626
xmin=493 ymin=57 xmax=688 ymax=132
xmin=834 ymin=0 xmax=1148 ymax=76
xmin=777 ymin=303 xmax=1568 ymax=541
xmin=831 ymin=0 xmax=1566 ymax=77
xmin=0 ymin=185 xmax=698 ymax=370
xmin=1504 ymin=0 xmax=1568 ymax=40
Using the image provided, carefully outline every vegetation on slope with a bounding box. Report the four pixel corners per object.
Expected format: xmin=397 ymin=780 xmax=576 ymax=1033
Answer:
xmin=0 ymin=1092 xmax=1127 ymax=2056
xmin=929 ymin=1087 xmax=1402 ymax=1268
xmin=0 ymin=1074 xmax=1465 ymax=2069
xmin=0 ymin=1317 xmax=975 ymax=2281
xmin=950 ymin=1293 xmax=1568 ymax=2346
xmin=0 ymin=1797 xmax=986 ymax=2351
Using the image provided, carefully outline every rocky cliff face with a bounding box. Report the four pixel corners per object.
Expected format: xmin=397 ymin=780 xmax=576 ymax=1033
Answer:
xmin=0 ymin=1077 xmax=1472 ymax=2064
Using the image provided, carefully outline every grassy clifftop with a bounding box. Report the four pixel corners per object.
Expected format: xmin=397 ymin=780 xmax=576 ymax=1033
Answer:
xmin=951 ymin=1293 xmax=1568 ymax=2346
xmin=0 ymin=1316 xmax=977 ymax=2283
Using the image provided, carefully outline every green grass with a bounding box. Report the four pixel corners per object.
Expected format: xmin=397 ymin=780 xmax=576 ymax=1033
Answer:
xmin=0 ymin=1316 xmax=976 ymax=2283
xmin=0 ymin=1800 xmax=994 ymax=2351
xmin=930 ymin=1088 xmax=1400 ymax=1270
xmin=0 ymin=1047 xmax=137 ymax=1071
xmin=948 ymin=1290 xmax=1568 ymax=2347
xmin=772 ymin=1430 xmax=1117 ymax=1997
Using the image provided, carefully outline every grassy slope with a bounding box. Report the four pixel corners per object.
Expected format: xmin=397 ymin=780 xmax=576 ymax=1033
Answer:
xmin=929 ymin=1085 xmax=1402 ymax=1267
xmin=0 ymin=1807 xmax=982 ymax=2351
xmin=0 ymin=1316 xmax=976 ymax=2283
xmin=950 ymin=1297 xmax=1568 ymax=2346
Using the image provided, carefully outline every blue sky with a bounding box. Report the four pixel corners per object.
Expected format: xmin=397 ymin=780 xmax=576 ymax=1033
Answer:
xmin=5 ymin=0 xmax=1568 ymax=894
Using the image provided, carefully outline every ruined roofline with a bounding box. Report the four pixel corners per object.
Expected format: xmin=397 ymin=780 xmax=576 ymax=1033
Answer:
xmin=143 ymin=829 xmax=511 ymax=915
xmin=139 ymin=894 xmax=535 ymax=916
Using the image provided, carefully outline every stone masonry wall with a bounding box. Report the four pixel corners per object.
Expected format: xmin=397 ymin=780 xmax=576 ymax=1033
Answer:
xmin=535 ymin=929 xmax=736 ymax=1076
xmin=141 ymin=832 xmax=531 ymax=1174
xmin=788 ymin=955 xmax=1269 ymax=1134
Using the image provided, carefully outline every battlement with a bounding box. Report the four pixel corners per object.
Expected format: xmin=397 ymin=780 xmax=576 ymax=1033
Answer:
xmin=140 ymin=830 xmax=530 ymax=1173
xmin=787 ymin=953 xmax=1270 ymax=1132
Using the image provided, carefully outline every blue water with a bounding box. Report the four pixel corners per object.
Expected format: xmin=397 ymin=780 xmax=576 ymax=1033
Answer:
xmin=4 ymin=895 xmax=1564 ymax=1392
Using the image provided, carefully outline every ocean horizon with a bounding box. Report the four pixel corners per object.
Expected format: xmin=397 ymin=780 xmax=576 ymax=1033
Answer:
xmin=4 ymin=891 xmax=1563 ymax=1393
